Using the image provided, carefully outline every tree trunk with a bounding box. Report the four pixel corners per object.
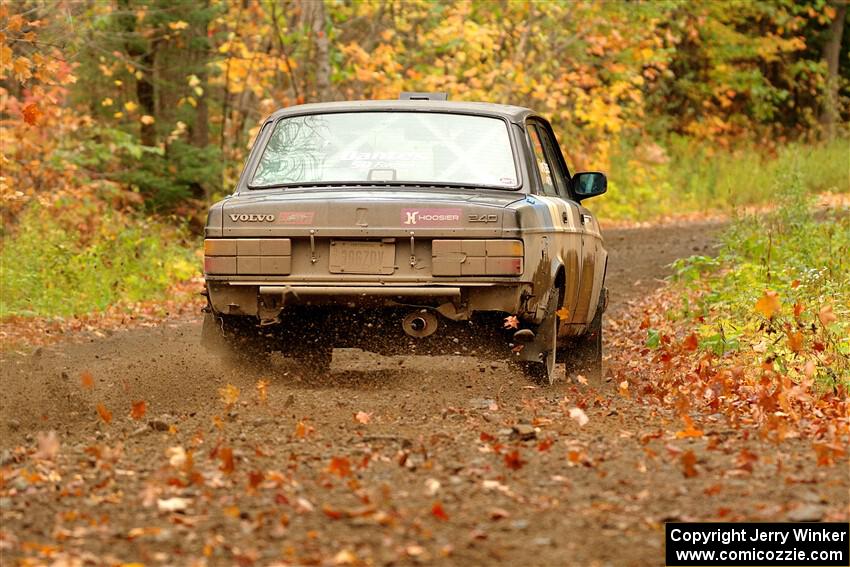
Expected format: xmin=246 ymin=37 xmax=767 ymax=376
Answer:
xmin=136 ymin=47 xmax=157 ymax=147
xmin=820 ymin=1 xmax=847 ymax=140
xmin=191 ymin=2 xmax=211 ymax=149
xmin=118 ymin=0 xmax=157 ymax=147
xmin=300 ymin=0 xmax=331 ymax=101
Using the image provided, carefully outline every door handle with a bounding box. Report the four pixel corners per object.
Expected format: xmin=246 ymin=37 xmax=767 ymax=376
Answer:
xmin=562 ymin=211 xmax=569 ymax=224
xmin=581 ymin=214 xmax=592 ymax=225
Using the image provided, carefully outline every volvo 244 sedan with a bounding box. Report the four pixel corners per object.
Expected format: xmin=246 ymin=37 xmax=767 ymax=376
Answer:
xmin=202 ymin=95 xmax=608 ymax=384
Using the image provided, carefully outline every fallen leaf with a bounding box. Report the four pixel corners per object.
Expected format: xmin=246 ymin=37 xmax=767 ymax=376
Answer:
xmin=130 ymin=400 xmax=146 ymax=420
xmin=96 ymin=403 xmax=112 ymax=424
xmin=675 ymin=415 xmax=704 ymax=439
xmin=80 ymin=371 xmax=94 ymax=390
xmin=569 ymin=407 xmax=589 ymax=427
xmin=248 ymin=470 xmax=264 ymax=490
xmin=425 ymin=477 xmax=441 ymax=495
xmin=218 ymin=384 xmax=240 ymax=406
xmin=354 ymin=411 xmax=371 ymax=424
xmin=327 ymin=456 xmax=351 ymax=478
xmin=33 ymin=431 xmax=60 ymax=461
xmin=219 ymin=446 xmax=235 ymax=474
xmin=682 ymin=333 xmax=699 ymax=351
xmin=504 ymin=449 xmax=525 ymax=470
xmin=489 ymin=507 xmax=510 ymax=520
xmin=681 ymin=450 xmax=698 ymax=478
xmin=157 ymin=497 xmax=189 ymax=512
xmin=537 ymin=438 xmax=554 ymax=452
xmin=755 ymin=290 xmax=781 ymax=319
xmin=167 ymin=446 xmax=187 ymax=468
xmin=503 ymin=315 xmax=519 ymax=329
xmin=333 ymin=549 xmax=357 ymax=565
xmin=787 ymin=331 xmax=804 ymax=353
xmin=431 ymin=501 xmax=449 ymax=521
xmin=555 ymin=307 xmax=570 ymax=320
xmin=818 ymin=305 xmax=837 ymax=327
xmin=295 ymin=420 xmax=312 ymax=438
xmin=736 ymin=449 xmax=758 ymax=472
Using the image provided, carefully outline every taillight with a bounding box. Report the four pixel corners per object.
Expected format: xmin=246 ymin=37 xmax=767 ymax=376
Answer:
xmin=431 ymin=240 xmax=524 ymax=276
xmin=204 ymin=239 xmax=292 ymax=275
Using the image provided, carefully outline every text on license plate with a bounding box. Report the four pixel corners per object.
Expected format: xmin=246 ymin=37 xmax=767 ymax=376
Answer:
xmin=328 ymin=241 xmax=395 ymax=275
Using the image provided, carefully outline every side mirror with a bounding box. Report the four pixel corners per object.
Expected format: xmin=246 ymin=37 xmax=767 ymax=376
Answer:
xmin=572 ymin=171 xmax=607 ymax=200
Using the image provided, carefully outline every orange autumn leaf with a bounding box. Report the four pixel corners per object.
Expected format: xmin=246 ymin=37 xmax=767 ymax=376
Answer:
xmin=675 ymin=415 xmax=704 ymax=439
xmin=555 ymin=307 xmax=570 ymax=320
xmin=219 ymin=446 xmax=235 ymax=474
xmin=22 ymin=102 xmax=42 ymax=125
xmin=327 ymin=456 xmax=351 ymax=478
xmin=504 ymin=449 xmax=525 ymax=470
xmin=248 ymin=470 xmax=264 ymax=490
xmin=322 ymin=504 xmax=344 ymax=520
xmin=96 ymin=403 xmax=112 ymax=424
xmin=682 ymin=333 xmax=699 ymax=351
xmin=503 ymin=315 xmax=519 ymax=329
xmin=818 ymin=305 xmax=837 ymax=327
xmin=294 ymin=420 xmax=312 ymax=438
xmin=793 ymin=302 xmax=804 ymax=319
xmin=431 ymin=501 xmax=449 ymax=521
xmin=681 ymin=450 xmax=698 ymax=478
xmin=786 ymin=331 xmax=804 ymax=353
xmin=80 ymin=371 xmax=94 ymax=390
xmin=130 ymin=400 xmax=147 ymax=420
xmin=354 ymin=411 xmax=371 ymax=425
xmin=755 ymin=290 xmax=781 ymax=319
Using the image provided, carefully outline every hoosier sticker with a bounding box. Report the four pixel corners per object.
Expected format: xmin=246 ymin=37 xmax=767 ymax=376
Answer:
xmin=401 ymin=208 xmax=462 ymax=226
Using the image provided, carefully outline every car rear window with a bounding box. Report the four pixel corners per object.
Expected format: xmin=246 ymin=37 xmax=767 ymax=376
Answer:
xmin=250 ymin=112 xmax=518 ymax=189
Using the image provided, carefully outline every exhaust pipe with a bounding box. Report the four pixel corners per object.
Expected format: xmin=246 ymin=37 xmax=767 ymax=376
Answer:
xmin=402 ymin=310 xmax=439 ymax=338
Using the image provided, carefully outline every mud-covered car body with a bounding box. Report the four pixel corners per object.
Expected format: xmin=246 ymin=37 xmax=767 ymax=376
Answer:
xmin=203 ymin=99 xmax=608 ymax=382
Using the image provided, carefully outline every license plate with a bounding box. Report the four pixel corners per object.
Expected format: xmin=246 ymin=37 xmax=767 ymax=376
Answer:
xmin=329 ymin=241 xmax=395 ymax=275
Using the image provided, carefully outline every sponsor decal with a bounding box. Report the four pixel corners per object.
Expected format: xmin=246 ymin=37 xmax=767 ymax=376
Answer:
xmin=229 ymin=213 xmax=275 ymax=222
xmin=276 ymin=211 xmax=315 ymax=225
xmin=401 ymin=208 xmax=462 ymax=226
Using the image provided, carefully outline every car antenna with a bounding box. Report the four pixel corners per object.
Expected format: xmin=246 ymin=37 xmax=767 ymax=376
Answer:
xmin=399 ymin=92 xmax=448 ymax=101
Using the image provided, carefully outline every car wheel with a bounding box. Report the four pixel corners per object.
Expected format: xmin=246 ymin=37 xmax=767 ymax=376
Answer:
xmin=566 ymin=300 xmax=603 ymax=385
xmin=519 ymin=287 xmax=560 ymax=385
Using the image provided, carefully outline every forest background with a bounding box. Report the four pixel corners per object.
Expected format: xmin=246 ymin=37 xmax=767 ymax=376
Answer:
xmin=1 ymin=0 xmax=848 ymax=318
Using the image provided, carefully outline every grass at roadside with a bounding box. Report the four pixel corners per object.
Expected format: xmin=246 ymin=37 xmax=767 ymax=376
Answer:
xmin=670 ymin=172 xmax=849 ymax=388
xmin=0 ymin=205 xmax=200 ymax=318
xmin=598 ymin=137 xmax=849 ymax=221
xmin=608 ymin=169 xmax=848 ymax=464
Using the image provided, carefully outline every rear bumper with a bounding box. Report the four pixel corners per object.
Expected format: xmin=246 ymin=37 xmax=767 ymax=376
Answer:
xmin=258 ymin=285 xmax=462 ymax=298
xmin=206 ymin=280 xmax=529 ymax=321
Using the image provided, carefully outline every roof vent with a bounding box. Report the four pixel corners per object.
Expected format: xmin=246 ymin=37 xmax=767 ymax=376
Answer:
xmin=399 ymin=92 xmax=448 ymax=101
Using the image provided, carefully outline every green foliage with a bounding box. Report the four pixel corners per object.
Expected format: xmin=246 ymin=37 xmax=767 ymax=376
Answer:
xmin=673 ymin=169 xmax=850 ymax=387
xmin=0 ymin=206 xmax=199 ymax=318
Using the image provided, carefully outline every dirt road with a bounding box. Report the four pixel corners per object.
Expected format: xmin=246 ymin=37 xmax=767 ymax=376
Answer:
xmin=2 ymin=221 xmax=847 ymax=566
